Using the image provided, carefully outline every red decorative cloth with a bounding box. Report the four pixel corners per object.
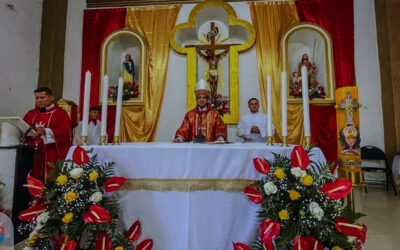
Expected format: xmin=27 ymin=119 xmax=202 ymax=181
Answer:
xmin=81 ymin=9 xmax=126 ymax=142
xmin=23 ymin=104 xmax=71 ymax=180
xmin=175 ymin=104 xmax=227 ymax=142
xmin=296 ymin=0 xmax=355 ymax=163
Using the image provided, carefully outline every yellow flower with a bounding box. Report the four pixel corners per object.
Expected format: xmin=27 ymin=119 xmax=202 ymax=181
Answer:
xmin=62 ymin=212 xmax=73 ymax=224
xmin=332 ymin=247 xmax=343 ymax=250
xmin=288 ymin=190 xmax=301 ymax=200
xmin=56 ymin=175 xmax=68 ymax=185
xmin=274 ymin=168 xmax=286 ymax=179
xmin=65 ymin=191 xmax=78 ymax=203
xmin=28 ymin=234 xmax=38 ymax=244
xmin=89 ymin=171 xmax=99 ymax=181
xmin=115 ymin=247 xmax=124 ymax=250
xmin=278 ymin=209 xmax=290 ymax=220
xmin=302 ymin=175 xmax=313 ymax=186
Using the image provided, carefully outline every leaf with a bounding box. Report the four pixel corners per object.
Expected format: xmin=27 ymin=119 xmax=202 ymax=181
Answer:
xmin=104 ymin=176 xmax=126 ymax=192
xmin=253 ymin=158 xmax=270 ymax=174
xmin=233 ymin=242 xmax=250 ymax=250
xmin=292 ymin=236 xmax=307 ymax=250
xmin=24 ymin=174 xmax=45 ymax=197
xmin=95 ymin=233 xmax=113 ymax=250
xmin=18 ymin=204 xmax=45 ymax=221
xmin=259 ymin=219 xmax=280 ymax=243
xmin=291 ymin=146 xmax=310 ymax=170
xmin=321 ymin=178 xmax=352 ymax=200
xmin=125 ymin=220 xmax=141 ymax=242
xmin=137 ymin=239 xmax=153 ymax=250
xmin=83 ymin=205 xmax=112 ymax=223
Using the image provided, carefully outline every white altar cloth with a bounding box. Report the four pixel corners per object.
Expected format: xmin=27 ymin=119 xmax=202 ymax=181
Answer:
xmin=66 ymin=143 xmax=325 ymax=250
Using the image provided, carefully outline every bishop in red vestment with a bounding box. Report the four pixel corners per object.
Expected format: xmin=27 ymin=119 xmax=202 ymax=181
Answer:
xmin=173 ymin=79 xmax=227 ymax=142
xmin=23 ymin=87 xmax=71 ymax=180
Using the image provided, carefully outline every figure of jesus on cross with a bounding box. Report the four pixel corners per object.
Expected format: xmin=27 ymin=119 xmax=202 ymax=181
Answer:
xmin=186 ymin=22 xmax=236 ymax=96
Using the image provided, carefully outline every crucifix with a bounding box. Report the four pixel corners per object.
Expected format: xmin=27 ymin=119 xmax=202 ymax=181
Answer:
xmin=186 ymin=22 xmax=239 ymax=95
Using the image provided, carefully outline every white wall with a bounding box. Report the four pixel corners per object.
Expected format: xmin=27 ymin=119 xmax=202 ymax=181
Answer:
xmin=63 ymin=0 xmax=85 ymax=105
xmin=0 ymin=0 xmax=42 ymax=116
xmin=354 ymin=0 xmax=385 ymax=150
xmin=61 ymin=0 xmax=385 ymax=147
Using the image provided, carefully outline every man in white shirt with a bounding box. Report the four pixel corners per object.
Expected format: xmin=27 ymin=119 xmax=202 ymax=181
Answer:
xmin=74 ymin=107 xmax=102 ymax=145
xmin=237 ymin=98 xmax=275 ymax=142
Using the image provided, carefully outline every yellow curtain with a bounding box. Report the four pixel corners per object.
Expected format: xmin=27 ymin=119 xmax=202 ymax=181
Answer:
xmin=121 ymin=5 xmax=181 ymax=142
xmin=249 ymin=2 xmax=304 ymax=145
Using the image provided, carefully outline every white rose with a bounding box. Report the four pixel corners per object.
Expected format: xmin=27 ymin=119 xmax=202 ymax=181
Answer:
xmin=291 ymin=168 xmax=307 ymax=178
xmin=23 ymin=247 xmax=35 ymax=250
xmin=309 ymin=202 xmax=324 ymax=220
xmin=36 ymin=212 xmax=49 ymax=224
xmin=263 ymin=182 xmax=277 ymax=195
xmin=69 ymin=168 xmax=84 ymax=179
xmin=300 ymin=170 xmax=307 ymax=177
xmin=89 ymin=191 xmax=103 ymax=203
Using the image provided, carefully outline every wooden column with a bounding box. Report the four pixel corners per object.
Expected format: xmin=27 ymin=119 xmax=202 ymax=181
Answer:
xmin=38 ymin=0 xmax=68 ymax=100
xmin=375 ymin=0 xmax=400 ymax=163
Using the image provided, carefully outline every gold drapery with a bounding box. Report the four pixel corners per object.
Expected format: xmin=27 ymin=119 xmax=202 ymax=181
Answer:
xmin=121 ymin=6 xmax=181 ymax=142
xmin=249 ymin=2 xmax=304 ymax=145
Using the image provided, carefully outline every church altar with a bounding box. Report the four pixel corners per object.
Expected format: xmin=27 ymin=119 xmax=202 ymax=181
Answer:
xmin=66 ymin=143 xmax=326 ymax=250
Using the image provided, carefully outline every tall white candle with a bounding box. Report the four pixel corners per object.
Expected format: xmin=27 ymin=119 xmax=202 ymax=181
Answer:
xmin=281 ymin=71 xmax=287 ymax=137
xmin=267 ymin=76 xmax=272 ymax=137
xmin=100 ymin=75 xmax=109 ymax=137
xmin=114 ymin=77 xmax=123 ymax=137
xmin=82 ymin=71 xmax=91 ymax=137
xmin=301 ymin=66 xmax=311 ymax=137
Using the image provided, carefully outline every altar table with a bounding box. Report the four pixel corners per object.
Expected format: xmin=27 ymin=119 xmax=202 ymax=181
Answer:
xmin=67 ymin=143 xmax=325 ymax=250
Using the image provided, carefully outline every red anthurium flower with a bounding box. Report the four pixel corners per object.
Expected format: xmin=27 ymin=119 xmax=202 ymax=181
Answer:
xmin=18 ymin=204 xmax=45 ymax=221
xmin=291 ymin=146 xmax=310 ymax=170
xmin=24 ymin=174 xmax=45 ymax=197
xmin=104 ymin=176 xmax=126 ymax=192
xmin=136 ymin=239 xmax=153 ymax=250
xmin=57 ymin=234 xmax=77 ymax=250
xmin=232 ymin=242 xmax=250 ymax=250
xmin=334 ymin=218 xmax=367 ymax=243
xmin=72 ymin=145 xmax=90 ymax=165
xmin=263 ymin=241 xmax=275 ymax=250
xmin=244 ymin=186 xmax=263 ymax=204
xmin=320 ymin=178 xmax=352 ymax=200
xmin=83 ymin=205 xmax=111 ymax=223
xmin=304 ymin=236 xmax=324 ymax=250
xmin=260 ymin=219 xmax=280 ymax=243
xmin=95 ymin=233 xmax=113 ymax=250
xmin=253 ymin=158 xmax=270 ymax=174
xmin=125 ymin=220 xmax=141 ymax=242
xmin=292 ymin=236 xmax=307 ymax=250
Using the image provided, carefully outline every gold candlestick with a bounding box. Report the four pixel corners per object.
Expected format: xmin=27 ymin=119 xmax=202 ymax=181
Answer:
xmin=112 ymin=136 xmax=120 ymax=145
xmin=305 ymin=136 xmax=311 ymax=147
xmin=81 ymin=136 xmax=88 ymax=146
xmin=282 ymin=136 xmax=288 ymax=147
xmin=267 ymin=136 xmax=273 ymax=146
xmin=100 ymin=136 xmax=107 ymax=146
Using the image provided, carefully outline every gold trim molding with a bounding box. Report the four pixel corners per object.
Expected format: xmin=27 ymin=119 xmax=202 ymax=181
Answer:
xmin=87 ymin=0 xmax=267 ymax=8
xmin=121 ymin=178 xmax=255 ymax=192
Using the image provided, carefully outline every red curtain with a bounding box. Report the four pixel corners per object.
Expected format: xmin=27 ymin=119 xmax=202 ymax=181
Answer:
xmin=80 ymin=9 xmax=126 ymax=141
xmin=296 ymin=0 xmax=355 ymax=163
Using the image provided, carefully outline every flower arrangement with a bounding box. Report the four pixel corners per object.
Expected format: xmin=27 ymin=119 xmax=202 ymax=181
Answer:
xmin=109 ymin=82 xmax=140 ymax=101
xmin=19 ymin=146 xmax=152 ymax=250
xmin=234 ymin=146 xmax=367 ymax=250
xmin=290 ymin=80 xmax=326 ymax=99
xmin=210 ymin=93 xmax=229 ymax=116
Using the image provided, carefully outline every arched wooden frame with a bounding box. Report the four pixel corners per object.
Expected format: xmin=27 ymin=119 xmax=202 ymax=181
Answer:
xmin=100 ymin=29 xmax=148 ymax=106
xmin=282 ymin=23 xmax=336 ymax=104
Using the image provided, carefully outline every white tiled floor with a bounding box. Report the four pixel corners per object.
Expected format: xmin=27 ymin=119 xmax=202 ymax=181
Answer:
xmin=355 ymin=185 xmax=400 ymax=250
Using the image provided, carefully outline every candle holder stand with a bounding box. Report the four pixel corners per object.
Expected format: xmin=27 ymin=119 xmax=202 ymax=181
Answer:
xmin=100 ymin=136 xmax=107 ymax=146
xmin=282 ymin=136 xmax=288 ymax=147
xmin=267 ymin=136 xmax=273 ymax=146
xmin=80 ymin=136 xmax=88 ymax=146
xmin=112 ymin=136 xmax=120 ymax=145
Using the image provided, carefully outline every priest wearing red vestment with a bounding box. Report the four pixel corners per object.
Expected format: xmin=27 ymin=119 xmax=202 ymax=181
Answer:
xmin=172 ymin=79 xmax=227 ymax=143
xmin=23 ymin=87 xmax=71 ymax=180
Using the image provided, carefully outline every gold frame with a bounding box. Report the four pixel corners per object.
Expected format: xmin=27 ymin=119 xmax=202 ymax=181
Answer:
xmin=169 ymin=0 xmax=255 ymax=124
xmin=99 ymin=28 xmax=149 ymax=106
xmin=282 ymin=22 xmax=336 ymax=104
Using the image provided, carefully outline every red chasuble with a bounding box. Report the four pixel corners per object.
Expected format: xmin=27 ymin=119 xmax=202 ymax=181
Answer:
xmin=23 ymin=104 xmax=71 ymax=180
xmin=175 ymin=104 xmax=227 ymax=142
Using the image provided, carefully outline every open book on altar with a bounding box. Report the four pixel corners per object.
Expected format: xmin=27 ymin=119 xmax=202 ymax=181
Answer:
xmin=0 ymin=117 xmax=37 ymax=137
